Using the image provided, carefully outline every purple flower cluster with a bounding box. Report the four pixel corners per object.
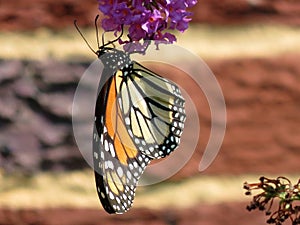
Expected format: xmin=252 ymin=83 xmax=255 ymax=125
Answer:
xmin=98 ymin=0 xmax=197 ymax=44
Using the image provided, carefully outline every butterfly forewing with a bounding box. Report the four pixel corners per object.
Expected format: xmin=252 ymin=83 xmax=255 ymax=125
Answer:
xmin=117 ymin=62 xmax=186 ymax=159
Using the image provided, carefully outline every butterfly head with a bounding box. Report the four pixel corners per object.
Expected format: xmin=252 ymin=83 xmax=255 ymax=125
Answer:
xmin=74 ymin=18 xmax=131 ymax=71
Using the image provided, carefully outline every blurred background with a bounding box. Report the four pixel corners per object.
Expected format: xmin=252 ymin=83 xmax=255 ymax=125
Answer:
xmin=1 ymin=0 xmax=300 ymax=224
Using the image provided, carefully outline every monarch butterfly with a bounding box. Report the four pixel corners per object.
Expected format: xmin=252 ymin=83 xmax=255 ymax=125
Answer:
xmin=75 ymin=17 xmax=186 ymax=214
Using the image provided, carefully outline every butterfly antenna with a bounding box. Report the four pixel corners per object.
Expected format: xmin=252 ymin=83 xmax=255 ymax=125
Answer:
xmin=102 ymin=32 xmax=106 ymax=47
xmin=94 ymin=15 xmax=101 ymax=49
xmin=102 ymin=25 xmax=124 ymax=48
xmin=112 ymin=25 xmax=124 ymax=44
xmin=74 ymin=20 xmax=97 ymax=55
xmin=114 ymin=25 xmax=124 ymax=43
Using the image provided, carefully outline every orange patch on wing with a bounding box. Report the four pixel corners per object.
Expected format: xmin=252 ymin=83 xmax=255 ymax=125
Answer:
xmin=114 ymin=135 xmax=137 ymax=165
xmin=114 ymin=112 xmax=138 ymax=165
xmin=105 ymin=75 xmax=138 ymax=165
xmin=105 ymin=77 xmax=117 ymax=138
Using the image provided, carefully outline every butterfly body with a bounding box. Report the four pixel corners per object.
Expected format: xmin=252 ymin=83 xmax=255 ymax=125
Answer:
xmin=93 ymin=45 xmax=186 ymax=214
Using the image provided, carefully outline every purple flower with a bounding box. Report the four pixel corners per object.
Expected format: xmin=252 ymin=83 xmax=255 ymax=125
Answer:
xmin=141 ymin=9 xmax=164 ymax=33
xmin=98 ymin=0 xmax=197 ymax=45
xmin=185 ymin=0 xmax=197 ymax=7
xmin=112 ymin=2 xmax=132 ymax=25
xmin=129 ymin=24 xmax=146 ymax=41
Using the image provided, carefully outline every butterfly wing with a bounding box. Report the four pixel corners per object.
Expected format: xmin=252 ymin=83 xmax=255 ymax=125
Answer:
xmin=117 ymin=61 xmax=186 ymax=159
xmin=93 ymin=71 xmax=151 ymax=214
xmin=93 ymin=52 xmax=186 ymax=214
